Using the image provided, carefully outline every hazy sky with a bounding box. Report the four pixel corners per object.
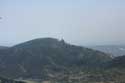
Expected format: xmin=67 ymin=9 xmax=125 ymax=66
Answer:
xmin=0 ymin=0 xmax=125 ymax=46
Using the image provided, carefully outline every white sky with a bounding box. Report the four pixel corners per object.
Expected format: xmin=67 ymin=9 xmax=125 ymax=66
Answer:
xmin=0 ymin=0 xmax=125 ymax=46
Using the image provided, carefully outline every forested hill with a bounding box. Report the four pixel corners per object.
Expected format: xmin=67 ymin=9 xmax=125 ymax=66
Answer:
xmin=0 ymin=38 xmax=112 ymax=79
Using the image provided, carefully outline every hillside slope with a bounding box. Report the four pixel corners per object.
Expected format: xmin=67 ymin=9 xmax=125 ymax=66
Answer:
xmin=0 ymin=46 xmax=9 ymax=50
xmin=109 ymin=55 xmax=125 ymax=68
xmin=0 ymin=76 xmax=25 ymax=83
xmin=0 ymin=38 xmax=112 ymax=79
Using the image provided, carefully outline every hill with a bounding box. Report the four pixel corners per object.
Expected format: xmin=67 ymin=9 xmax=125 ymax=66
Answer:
xmin=0 ymin=38 xmax=112 ymax=80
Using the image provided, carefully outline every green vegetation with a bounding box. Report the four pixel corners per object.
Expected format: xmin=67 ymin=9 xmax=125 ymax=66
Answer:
xmin=0 ymin=38 xmax=112 ymax=79
xmin=0 ymin=76 xmax=25 ymax=83
xmin=0 ymin=38 xmax=124 ymax=83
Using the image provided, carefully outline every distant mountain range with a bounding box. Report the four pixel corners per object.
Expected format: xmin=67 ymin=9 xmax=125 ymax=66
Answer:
xmin=0 ymin=38 xmax=124 ymax=83
xmin=89 ymin=45 xmax=125 ymax=57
